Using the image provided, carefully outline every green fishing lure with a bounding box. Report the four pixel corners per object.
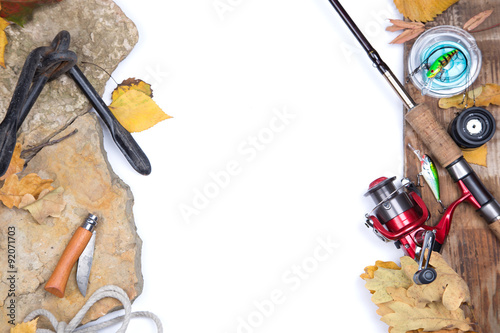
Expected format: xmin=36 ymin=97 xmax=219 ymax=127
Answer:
xmin=408 ymin=144 xmax=445 ymax=211
xmin=426 ymin=49 xmax=459 ymax=78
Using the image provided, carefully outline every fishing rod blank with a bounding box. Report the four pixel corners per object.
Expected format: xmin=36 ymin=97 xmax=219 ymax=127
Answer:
xmin=326 ymin=0 xmax=500 ymax=240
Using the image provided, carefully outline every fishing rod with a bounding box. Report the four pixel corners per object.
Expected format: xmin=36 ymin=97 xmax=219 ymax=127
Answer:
xmin=326 ymin=0 xmax=500 ymax=264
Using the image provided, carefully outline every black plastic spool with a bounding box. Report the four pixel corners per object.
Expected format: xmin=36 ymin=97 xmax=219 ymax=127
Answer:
xmin=448 ymin=107 xmax=496 ymax=149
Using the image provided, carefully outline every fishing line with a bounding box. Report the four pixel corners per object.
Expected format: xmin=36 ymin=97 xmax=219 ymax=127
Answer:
xmin=80 ymin=61 xmax=119 ymax=85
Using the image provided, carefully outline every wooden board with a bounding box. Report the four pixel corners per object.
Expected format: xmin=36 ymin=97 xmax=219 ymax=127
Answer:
xmin=403 ymin=2 xmax=500 ymax=332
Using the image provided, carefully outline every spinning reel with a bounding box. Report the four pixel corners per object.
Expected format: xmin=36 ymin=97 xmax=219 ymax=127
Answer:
xmin=364 ymin=176 xmax=480 ymax=285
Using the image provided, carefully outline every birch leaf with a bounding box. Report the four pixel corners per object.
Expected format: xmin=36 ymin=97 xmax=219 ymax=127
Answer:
xmin=393 ymin=0 xmax=459 ymax=22
xmin=108 ymin=78 xmax=171 ymax=133
xmin=463 ymin=9 xmax=494 ymax=31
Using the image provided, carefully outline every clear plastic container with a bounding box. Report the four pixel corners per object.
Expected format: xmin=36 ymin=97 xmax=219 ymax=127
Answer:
xmin=407 ymin=25 xmax=482 ymax=98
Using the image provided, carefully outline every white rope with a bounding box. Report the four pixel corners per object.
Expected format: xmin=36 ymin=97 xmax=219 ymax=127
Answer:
xmin=23 ymin=285 xmax=163 ymax=333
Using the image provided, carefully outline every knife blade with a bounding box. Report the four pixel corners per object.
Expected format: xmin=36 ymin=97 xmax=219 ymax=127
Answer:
xmin=76 ymin=230 xmax=96 ymax=297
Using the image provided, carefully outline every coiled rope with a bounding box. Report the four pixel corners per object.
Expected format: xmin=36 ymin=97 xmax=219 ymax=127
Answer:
xmin=23 ymin=285 xmax=163 ymax=333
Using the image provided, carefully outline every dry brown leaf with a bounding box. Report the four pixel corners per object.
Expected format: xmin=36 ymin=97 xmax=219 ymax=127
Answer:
xmin=361 ymin=253 xmax=474 ymax=333
xmin=390 ymin=28 xmax=426 ymax=44
xmin=363 ymin=257 xmax=414 ymax=304
xmin=0 ymin=173 xmax=54 ymax=208
xmin=22 ymin=186 xmax=66 ymax=224
xmin=360 ymin=260 xmax=401 ymax=280
xmin=439 ymin=84 xmax=500 ymax=109
xmin=386 ymin=25 xmax=405 ymax=32
xmin=381 ymin=301 xmax=472 ymax=333
xmin=393 ymin=0 xmax=459 ymax=22
xmin=388 ymin=19 xmax=425 ymax=30
xmin=462 ymin=145 xmax=487 ymax=167
xmin=404 ymin=252 xmax=471 ymax=311
xmin=0 ymin=142 xmax=25 ymax=181
xmin=10 ymin=318 xmax=38 ymax=333
xmin=463 ymin=9 xmax=494 ymax=31
xmin=108 ymin=78 xmax=171 ymax=133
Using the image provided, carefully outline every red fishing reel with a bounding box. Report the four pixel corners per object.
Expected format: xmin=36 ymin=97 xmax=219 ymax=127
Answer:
xmin=364 ymin=176 xmax=480 ymax=284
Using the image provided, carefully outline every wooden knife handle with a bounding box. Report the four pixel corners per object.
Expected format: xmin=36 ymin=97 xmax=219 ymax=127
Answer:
xmin=405 ymin=103 xmax=463 ymax=168
xmin=45 ymin=227 xmax=92 ymax=298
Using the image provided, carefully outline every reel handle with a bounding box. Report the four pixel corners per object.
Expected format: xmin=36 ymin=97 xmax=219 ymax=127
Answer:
xmin=413 ymin=230 xmax=437 ymax=285
xmin=406 ymin=103 xmax=500 ymax=242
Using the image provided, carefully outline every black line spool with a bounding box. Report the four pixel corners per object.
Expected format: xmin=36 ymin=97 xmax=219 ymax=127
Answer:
xmin=448 ymin=107 xmax=496 ymax=149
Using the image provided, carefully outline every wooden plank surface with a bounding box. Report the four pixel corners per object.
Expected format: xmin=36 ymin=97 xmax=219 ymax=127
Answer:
xmin=403 ymin=2 xmax=500 ymax=333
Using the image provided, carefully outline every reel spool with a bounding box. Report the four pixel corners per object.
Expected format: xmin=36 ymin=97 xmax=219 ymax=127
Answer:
xmin=449 ymin=107 xmax=496 ymax=149
xmin=364 ymin=177 xmax=436 ymax=284
xmin=364 ymin=177 xmax=430 ymax=255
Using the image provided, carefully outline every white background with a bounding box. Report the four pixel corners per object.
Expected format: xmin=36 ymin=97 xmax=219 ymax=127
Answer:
xmin=91 ymin=0 xmax=408 ymax=332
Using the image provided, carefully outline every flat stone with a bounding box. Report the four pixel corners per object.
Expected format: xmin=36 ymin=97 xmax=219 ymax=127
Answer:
xmin=0 ymin=0 xmax=142 ymax=330
xmin=0 ymin=113 xmax=143 ymax=330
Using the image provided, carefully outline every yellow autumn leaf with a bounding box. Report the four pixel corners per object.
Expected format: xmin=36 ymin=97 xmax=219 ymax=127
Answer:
xmin=361 ymin=253 xmax=474 ymax=333
xmin=393 ymin=0 xmax=459 ymax=22
xmin=111 ymin=77 xmax=153 ymax=101
xmin=462 ymin=145 xmax=487 ymax=167
xmin=382 ymin=301 xmax=472 ymax=333
xmin=0 ymin=173 xmax=54 ymax=208
xmin=0 ymin=3 xmax=9 ymax=68
xmin=10 ymin=318 xmax=38 ymax=333
xmin=0 ymin=142 xmax=25 ymax=181
xmin=108 ymin=79 xmax=171 ymax=133
xmin=439 ymin=84 xmax=500 ymax=109
xmin=363 ymin=256 xmax=414 ymax=304
xmin=405 ymin=252 xmax=471 ymax=311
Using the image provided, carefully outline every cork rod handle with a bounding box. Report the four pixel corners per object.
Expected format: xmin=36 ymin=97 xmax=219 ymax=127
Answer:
xmin=490 ymin=220 xmax=500 ymax=241
xmin=405 ymin=103 xmax=463 ymax=168
xmin=45 ymin=227 xmax=92 ymax=298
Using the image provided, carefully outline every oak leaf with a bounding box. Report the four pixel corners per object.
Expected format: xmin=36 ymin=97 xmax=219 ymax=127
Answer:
xmin=381 ymin=301 xmax=472 ymax=333
xmin=393 ymin=0 xmax=459 ymax=22
xmin=463 ymin=9 xmax=494 ymax=32
xmin=10 ymin=318 xmax=38 ymax=333
xmin=0 ymin=173 xmax=54 ymax=208
xmin=361 ymin=253 xmax=474 ymax=333
xmin=0 ymin=142 xmax=25 ymax=181
xmin=404 ymin=252 xmax=471 ymax=311
xmin=363 ymin=256 xmax=414 ymax=304
xmin=439 ymin=84 xmax=500 ymax=109
xmin=108 ymin=78 xmax=171 ymax=133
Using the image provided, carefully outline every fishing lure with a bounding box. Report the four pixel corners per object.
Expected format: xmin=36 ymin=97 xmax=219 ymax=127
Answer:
xmin=408 ymin=144 xmax=445 ymax=212
xmin=426 ymin=49 xmax=459 ymax=79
